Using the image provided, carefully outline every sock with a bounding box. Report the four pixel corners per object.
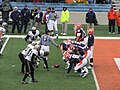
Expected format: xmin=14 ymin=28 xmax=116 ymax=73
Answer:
xmin=31 ymin=72 xmax=34 ymax=80
xmin=22 ymin=74 xmax=29 ymax=81
xmin=90 ymin=58 xmax=93 ymax=67
xmin=43 ymin=58 xmax=48 ymax=69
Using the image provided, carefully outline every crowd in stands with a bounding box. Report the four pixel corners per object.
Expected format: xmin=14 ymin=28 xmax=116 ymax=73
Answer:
xmin=1 ymin=0 xmax=112 ymax=4
xmin=73 ymin=0 xmax=111 ymax=4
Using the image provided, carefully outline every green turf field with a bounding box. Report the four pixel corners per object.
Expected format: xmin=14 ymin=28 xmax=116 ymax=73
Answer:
xmin=5 ymin=24 xmax=120 ymax=37
xmin=0 ymin=38 xmax=96 ymax=90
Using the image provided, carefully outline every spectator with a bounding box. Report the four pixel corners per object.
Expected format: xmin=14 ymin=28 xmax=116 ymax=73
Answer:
xmin=30 ymin=5 xmax=37 ymax=30
xmin=116 ymin=9 xmax=120 ymax=34
xmin=107 ymin=7 xmax=116 ymax=34
xmin=34 ymin=7 xmax=43 ymax=29
xmin=0 ymin=0 xmax=13 ymax=32
xmin=60 ymin=7 xmax=70 ymax=35
xmin=86 ymin=8 xmax=97 ymax=30
xmin=10 ymin=6 xmax=21 ymax=34
xmin=20 ymin=5 xmax=30 ymax=33
xmin=43 ymin=7 xmax=51 ymax=34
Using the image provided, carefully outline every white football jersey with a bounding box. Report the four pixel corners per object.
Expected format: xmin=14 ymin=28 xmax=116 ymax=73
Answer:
xmin=21 ymin=44 xmax=34 ymax=56
xmin=25 ymin=49 xmax=38 ymax=61
xmin=28 ymin=30 xmax=40 ymax=42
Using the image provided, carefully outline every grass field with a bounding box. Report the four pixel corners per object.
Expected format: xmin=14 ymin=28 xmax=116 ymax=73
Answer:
xmin=0 ymin=38 xmax=96 ymax=90
xmin=0 ymin=24 xmax=119 ymax=90
xmin=5 ymin=24 xmax=120 ymax=37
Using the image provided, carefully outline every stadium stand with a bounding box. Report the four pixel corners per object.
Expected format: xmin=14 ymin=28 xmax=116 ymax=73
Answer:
xmin=9 ymin=2 xmax=111 ymax=12
xmin=0 ymin=2 xmax=111 ymax=24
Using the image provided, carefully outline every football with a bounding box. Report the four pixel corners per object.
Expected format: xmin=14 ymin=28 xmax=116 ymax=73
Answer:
xmin=53 ymin=64 xmax=60 ymax=68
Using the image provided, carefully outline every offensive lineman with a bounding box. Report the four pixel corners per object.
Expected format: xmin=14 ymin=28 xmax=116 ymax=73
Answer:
xmin=74 ymin=23 xmax=86 ymax=42
xmin=25 ymin=27 xmax=41 ymax=44
xmin=39 ymin=30 xmax=59 ymax=71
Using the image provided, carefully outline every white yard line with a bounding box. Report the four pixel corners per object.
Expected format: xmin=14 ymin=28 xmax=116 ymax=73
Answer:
xmin=0 ymin=37 xmax=9 ymax=54
xmin=92 ymin=69 xmax=100 ymax=90
xmin=3 ymin=35 xmax=120 ymax=39
xmin=3 ymin=35 xmax=120 ymax=90
xmin=114 ymin=58 xmax=120 ymax=71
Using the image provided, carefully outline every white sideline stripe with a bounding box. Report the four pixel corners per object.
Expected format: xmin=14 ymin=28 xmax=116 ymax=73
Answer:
xmin=92 ymin=69 xmax=100 ymax=90
xmin=0 ymin=37 xmax=9 ymax=54
xmin=3 ymin=35 xmax=120 ymax=39
xmin=114 ymin=58 xmax=120 ymax=70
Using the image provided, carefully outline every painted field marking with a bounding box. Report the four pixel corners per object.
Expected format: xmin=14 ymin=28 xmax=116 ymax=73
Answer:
xmin=3 ymin=35 xmax=100 ymax=90
xmin=0 ymin=37 xmax=9 ymax=54
xmin=3 ymin=35 xmax=120 ymax=39
xmin=92 ymin=69 xmax=100 ymax=90
xmin=114 ymin=58 xmax=120 ymax=70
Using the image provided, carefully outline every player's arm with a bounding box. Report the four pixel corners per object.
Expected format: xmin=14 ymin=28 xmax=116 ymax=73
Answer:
xmin=67 ymin=61 xmax=73 ymax=74
xmin=49 ymin=36 xmax=58 ymax=47
xmin=25 ymin=35 xmax=30 ymax=42
xmin=60 ymin=44 xmax=64 ymax=54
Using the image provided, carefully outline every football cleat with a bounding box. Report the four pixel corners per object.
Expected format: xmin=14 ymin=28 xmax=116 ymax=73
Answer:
xmin=32 ymin=79 xmax=38 ymax=83
xmin=82 ymin=72 xmax=89 ymax=78
xmin=21 ymin=81 xmax=28 ymax=84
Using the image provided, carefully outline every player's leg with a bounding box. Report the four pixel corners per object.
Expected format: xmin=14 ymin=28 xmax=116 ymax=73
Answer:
xmin=54 ymin=20 xmax=58 ymax=39
xmin=18 ymin=52 xmax=25 ymax=73
xmin=30 ymin=63 xmax=38 ymax=82
xmin=43 ymin=57 xmax=49 ymax=71
xmin=81 ymin=66 xmax=89 ymax=78
xmin=21 ymin=60 xmax=30 ymax=84
xmin=74 ymin=58 xmax=87 ymax=73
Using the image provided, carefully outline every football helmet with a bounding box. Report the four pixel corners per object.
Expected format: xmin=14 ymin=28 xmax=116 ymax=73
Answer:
xmin=88 ymin=28 xmax=94 ymax=34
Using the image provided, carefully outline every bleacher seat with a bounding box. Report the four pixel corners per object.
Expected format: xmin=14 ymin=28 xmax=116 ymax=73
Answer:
xmin=10 ymin=2 xmax=111 ymax=12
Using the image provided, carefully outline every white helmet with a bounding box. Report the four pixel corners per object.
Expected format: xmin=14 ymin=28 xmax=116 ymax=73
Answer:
xmin=32 ymin=27 xmax=36 ymax=30
xmin=2 ymin=22 xmax=7 ymax=27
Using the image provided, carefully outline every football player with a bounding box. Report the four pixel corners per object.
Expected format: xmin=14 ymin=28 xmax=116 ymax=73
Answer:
xmin=39 ymin=30 xmax=59 ymax=71
xmin=74 ymin=23 xmax=86 ymax=42
xmin=25 ymin=27 xmax=41 ymax=44
xmin=18 ymin=42 xmax=36 ymax=73
xmin=87 ymin=28 xmax=94 ymax=69
xmin=0 ymin=22 xmax=6 ymax=56
xmin=64 ymin=49 xmax=89 ymax=78
xmin=21 ymin=45 xmax=40 ymax=84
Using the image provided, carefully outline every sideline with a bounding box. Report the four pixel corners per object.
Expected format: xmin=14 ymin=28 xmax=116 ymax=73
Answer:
xmin=3 ymin=35 xmax=120 ymax=39
xmin=0 ymin=37 xmax=10 ymax=54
